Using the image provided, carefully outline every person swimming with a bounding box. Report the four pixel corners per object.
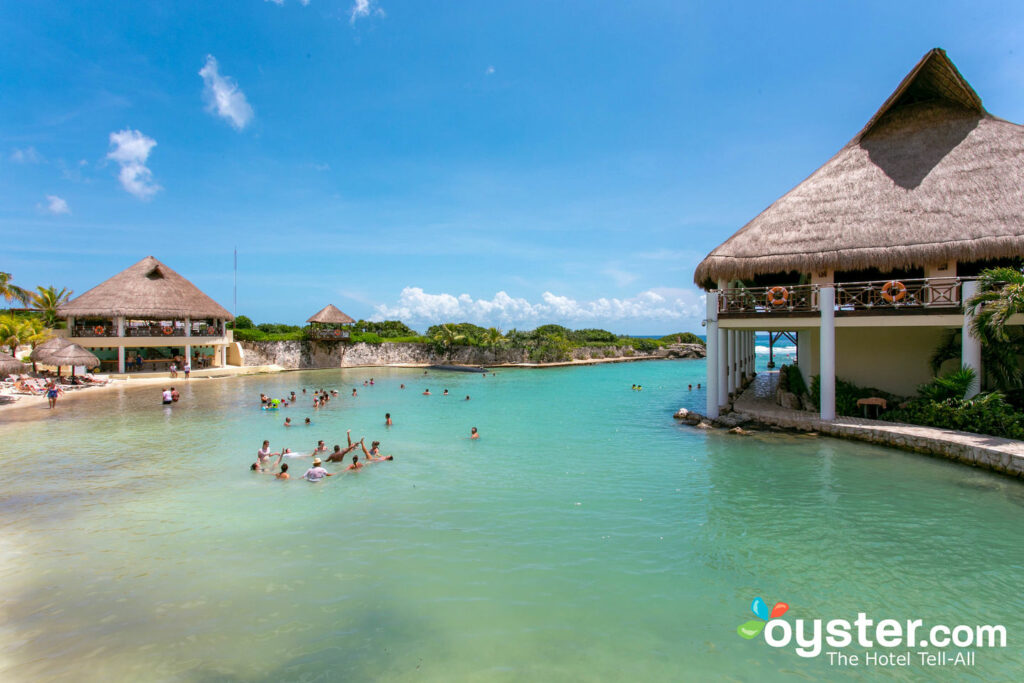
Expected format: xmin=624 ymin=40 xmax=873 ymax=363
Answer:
xmin=304 ymin=417 xmax=311 ymax=425
xmin=385 ymin=413 xmax=392 ymax=426
xmin=284 ymin=417 xmax=292 ymax=427
xmin=423 ymin=389 xmax=431 ymax=395
xmin=323 ymin=431 xmax=359 ymax=462
xmin=443 ymin=389 xmax=449 ymax=396
xmin=345 ymin=455 xmax=363 ymax=471
xmin=313 ymin=440 xmax=328 ymax=454
xmin=470 ymin=427 xmax=479 ymax=440
xmin=465 ymin=395 xmax=470 ymax=401
xmin=360 ymin=439 xmax=393 ymax=462
xmin=276 ymin=463 xmax=290 ymax=480
xmin=352 ymin=388 xmax=358 ymax=397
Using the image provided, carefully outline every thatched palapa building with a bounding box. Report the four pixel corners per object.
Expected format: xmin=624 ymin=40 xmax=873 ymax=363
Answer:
xmin=696 ymin=49 xmax=1024 ymax=420
xmin=306 ymin=304 xmax=355 ymax=341
xmin=57 ymin=256 xmax=235 ymax=373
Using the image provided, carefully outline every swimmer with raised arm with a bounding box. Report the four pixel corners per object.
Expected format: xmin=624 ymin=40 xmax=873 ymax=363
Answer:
xmin=323 ymin=431 xmax=360 ymax=463
xmin=360 ymin=438 xmax=393 ymax=462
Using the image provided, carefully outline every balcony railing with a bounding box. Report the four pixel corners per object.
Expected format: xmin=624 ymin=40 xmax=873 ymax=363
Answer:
xmin=718 ymin=278 xmax=965 ymax=316
xmin=308 ymin=328 xmax=351 ymax=341
xmin=70 ymin=324 xmax=227 ymax=338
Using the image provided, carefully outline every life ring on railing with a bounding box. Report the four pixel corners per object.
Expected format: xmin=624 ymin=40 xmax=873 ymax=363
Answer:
xmin=766 ymin=286 xmax=789 ymax=307
xmin=93 ymin=325 xmax=105 ymax=336
xmin=881 ymin=280 xmax=907 ymax=303
xmin=162 ymin=326 xmax=173 ymax=336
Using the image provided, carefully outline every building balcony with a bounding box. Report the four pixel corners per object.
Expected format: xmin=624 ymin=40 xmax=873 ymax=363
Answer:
xmin=717 ymin=277 xmax=965 ymax=318
xmin=308 ymin=328 xmax=351 ymax=341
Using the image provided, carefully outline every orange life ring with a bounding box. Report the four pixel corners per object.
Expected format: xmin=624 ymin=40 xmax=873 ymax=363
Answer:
xmin=766 ymin=286 xmax=789 ymax=307
xmin=162 ymin=326 xmax=173 ymax=336
xmin=881 ymin=280 xmax=907 ymax=303
xmin=93 ymin=325 xmax=105 ymax=336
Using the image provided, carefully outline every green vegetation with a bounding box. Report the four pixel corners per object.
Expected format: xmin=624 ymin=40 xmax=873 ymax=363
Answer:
xmin=808 ymin=375 xmax=898 ymax=417
xmin=778 ymin=364 xmax=807 ymax=397
xmin=0 ymin=313 xmax=51 ymax=354
xmin=233 ymin=315 xmax=692 ymax=362
xmin=883 ymin=393 xmax=1024 ymax=440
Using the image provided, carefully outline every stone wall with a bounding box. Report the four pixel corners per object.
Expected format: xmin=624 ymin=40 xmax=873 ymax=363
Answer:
xmin=238 ymin=340 xmax=704 ymax=369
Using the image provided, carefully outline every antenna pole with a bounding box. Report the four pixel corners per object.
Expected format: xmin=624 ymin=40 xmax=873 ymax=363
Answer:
xmin=233 ymin=247 xmax=237 ymax=321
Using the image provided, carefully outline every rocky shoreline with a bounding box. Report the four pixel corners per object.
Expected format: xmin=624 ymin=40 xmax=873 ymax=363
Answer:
xmin=238 ymin=340 xmax=705 ymax=370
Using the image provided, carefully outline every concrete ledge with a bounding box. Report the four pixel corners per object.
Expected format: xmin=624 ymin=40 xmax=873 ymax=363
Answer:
xmin=733 ymin=375 xmax=1024 ymax=479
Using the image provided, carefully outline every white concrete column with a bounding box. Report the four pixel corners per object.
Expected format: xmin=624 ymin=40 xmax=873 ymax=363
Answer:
xmin=727 ymin=330 xmax=737 ymax=394
xmin=717 ymin=327 xmax=728 ymax=408
xmin=705 ymin=292 xmax=720 ymax=418
xmin=117 ymin=346 xmax=125 ymax=374
xmin=961 ymin=280 xmax=981 ymax=398
xmin=115 ymin=316 xmax=125 ymax=373
xmin=116 ymin=315 xmax=125 ymax=337
xmin=220 ymin=344 xmax=228 ymax=367
xmin=819 ymin=286 xmax=836 ymax=420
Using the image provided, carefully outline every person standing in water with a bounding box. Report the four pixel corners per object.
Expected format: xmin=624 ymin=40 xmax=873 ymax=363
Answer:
xmin=385 ymin=413 xmax=393 ymax=426
xmin=303 ymin=458 xmax=334 ymax=482
xmin=470 ymin=427 xmax=479 ymax=440
xmin=46 ymin=381 xmax=60 ymax=409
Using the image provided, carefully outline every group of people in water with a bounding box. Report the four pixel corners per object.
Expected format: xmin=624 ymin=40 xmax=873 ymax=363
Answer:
xmin=252 ymin=429 xmax=394 ymax=481
xmin=252 ymin=376 xmax=481 ymax=481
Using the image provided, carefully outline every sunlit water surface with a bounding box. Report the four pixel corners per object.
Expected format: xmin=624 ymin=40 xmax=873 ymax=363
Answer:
xmin=1 ymin=360 xmax=1022 ymax=681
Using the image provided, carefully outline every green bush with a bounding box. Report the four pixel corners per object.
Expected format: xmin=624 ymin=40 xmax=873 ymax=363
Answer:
xmin=917 ymin=366 xmax=976 ymax=402
xmin=257 ymin=323 xmax=301 ymax=334
xmin=883 ymin=393 xmax=1024 ymax=440
xmin=620 ymin=337 xmax=661 ymax=352
xmin=569 ymin=328 xmax=618 ymax=344
xmin=355 ymin=320 xmax=420 ymax=337
xmin=230 ymin=315 xmax=254 ymax=330
xmin=658 ymin=332 xmax=706 ymax=346
xmin=779 ymin=364 xmax=807 ymax=397
xmin=351 ymin=331 xmax=384 ymax=344
xmin=809 ymin=375 xmax=897 ymax=417
xmin=233 ymin=328 xmax=303 ymax=342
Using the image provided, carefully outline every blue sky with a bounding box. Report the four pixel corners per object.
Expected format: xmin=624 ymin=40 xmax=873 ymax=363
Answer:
xmin=2 ymin=1 xmax=1023 ymax=334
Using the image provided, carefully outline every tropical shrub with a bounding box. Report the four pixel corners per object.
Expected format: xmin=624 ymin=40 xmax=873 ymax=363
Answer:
xmin=809 ymin=375 xmax=897 ymax=417
xmin=916 ymin=366 xmax=976 ymax=402
xmin=231 ymin=315 xmax=255 ymax=330
xmin=658 ymin=332 xmax=706 ymax=346
xmin=778 ymin=364 xmax=807 ymax=397
xmin=883 ymin=393 xmax=1024 ymax=440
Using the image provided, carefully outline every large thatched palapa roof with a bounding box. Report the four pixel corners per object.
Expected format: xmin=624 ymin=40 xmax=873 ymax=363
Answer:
xmin=695 ymin=49 xmax=1024 ymax=287
xmin=306 ymin=304 xmax=355 ymax=324
xmin=58 ymin=256 xmax=233 ymax=320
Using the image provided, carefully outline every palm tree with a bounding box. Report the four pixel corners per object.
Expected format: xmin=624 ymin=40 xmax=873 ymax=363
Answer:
xmin=0 ymin=313 xmax=50 ymax=355
xmin=481 ymin=327 xmax=506 ymax=349
xmin=0 ymin=272 xmax=31 ymax=308
xmin=431 ymin=324 xmax=466 ymax=359
xmin=30 ymin=285 xmax=72 ymax=327
xmin=962 ymin=267 xmax=1024 ymax=396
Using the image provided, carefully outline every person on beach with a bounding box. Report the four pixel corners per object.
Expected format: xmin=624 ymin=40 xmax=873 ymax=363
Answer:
xmin=171 ymin=387 xmax=180 ymax=402
xmin=169 ymin=363 xmax=177 ymax=379
xmin=134 ymin=353 xmax=143 ymax=371
xmin=423 ymin=389 xmax=431 ymax=395
xmin=284 ymin=417 xmax=292 ymax=427
xmin=470 ymin=427 xmax=479 ymax=440
xmin=304 ymin=458 xmax=334 ymax=482
xmin=162 ymin=388 xmax=173 ymax=405
xmin=46 ymin=381 xmax=60 ymax=409
xmin=345 ymin=455 xmax=363 ymax=471
xmin=276 ymin=463 xmax=290 ymax=480
xmin=385 ymin=413 xmax=392 ymax=426
xmin=183 ymin=362 xmax=191 ymax=379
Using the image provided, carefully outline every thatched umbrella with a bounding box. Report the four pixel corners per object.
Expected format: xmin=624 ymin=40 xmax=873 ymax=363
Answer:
xmin=30 ymin=336 xmax=71 ymax=362
xmin=0 ymin=351 xmax=25 ymax=377
xmin=694 ymin=49 xmax=1024 ymax=288
xmin=34 ymin=342 xmax=99 ymax=378
xmin=306 ymin=304 xmax=355 ymax=325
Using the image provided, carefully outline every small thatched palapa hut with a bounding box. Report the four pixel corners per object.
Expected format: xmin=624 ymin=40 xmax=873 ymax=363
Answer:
xmin=307 ymin=304 xmax=355 ymax=341
xmin=696 ymin=49 xmax=1024 ymax=421
xmin=57 ymin=256 xmax=235 ymax=373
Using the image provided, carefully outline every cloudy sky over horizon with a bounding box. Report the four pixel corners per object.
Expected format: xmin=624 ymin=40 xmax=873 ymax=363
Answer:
xmin=3 ymin=1 xmax=1024 ymax=333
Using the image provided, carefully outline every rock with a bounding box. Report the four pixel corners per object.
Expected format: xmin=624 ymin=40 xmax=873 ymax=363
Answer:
xmin=695 ymin=420 xmax=714 ymax=429
xmin=800 ymin=395 xmax=815 ymax=411
xmin=728 ymin=426 xmax=750 ymax=435
xmin=673 ymin=408 xmax=704 ymax=425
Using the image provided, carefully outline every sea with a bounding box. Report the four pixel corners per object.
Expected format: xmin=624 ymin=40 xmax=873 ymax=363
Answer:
xmin=0 ymin=358 xmax=1020 ymax=681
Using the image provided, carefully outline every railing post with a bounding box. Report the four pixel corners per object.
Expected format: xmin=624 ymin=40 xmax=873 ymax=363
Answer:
xmin=819 ymin=286 xmax=836 ymax=420
xmin=706 ymin=292 xmax=719 ymax=419
xmin=961 ymin=280 xmax=981 ymax=398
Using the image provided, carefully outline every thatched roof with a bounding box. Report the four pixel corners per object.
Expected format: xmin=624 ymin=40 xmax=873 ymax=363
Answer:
xmin=0 ymin=351 xmax=25 ymax=375
xmin=58 ymin=256 xmax=233 ymax=320
xmin=306 ymin=304 xmax=355 ymax=324
xmin=695 ymin=49 xmax=1024 ymax=287
xmin=35 ymin=343 xmax=99 ymax=368
xmin=30 ymin=336 xmax=71 ymax=361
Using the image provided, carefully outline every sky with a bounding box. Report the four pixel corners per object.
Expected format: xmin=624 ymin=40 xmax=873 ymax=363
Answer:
xmin=2 ymin=1 xmax=1024 ymax=334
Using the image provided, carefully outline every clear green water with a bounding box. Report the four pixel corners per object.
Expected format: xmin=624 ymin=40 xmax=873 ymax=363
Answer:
xmin=1 ymin=360 xmax=1022 ymax=681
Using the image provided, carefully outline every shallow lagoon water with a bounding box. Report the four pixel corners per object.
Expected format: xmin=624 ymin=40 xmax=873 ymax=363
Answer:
xmin=1 ymin=360 xmax=1022 ymax=681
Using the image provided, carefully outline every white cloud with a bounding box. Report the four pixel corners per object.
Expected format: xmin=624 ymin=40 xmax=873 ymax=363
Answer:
xmin=602 ymin=266 xmax=638 ymax=287
xmin=372 ymin=287 xmax=705 ymax=328
xmin=350 ymin=0 xmax=384 ymax=24
xmin=264 ymin=0 xmax=284 ymax=4
xmin=199 ymin=55 xmax=254 ymax=131
xmin=10 ymin=147 xmax=43 ymax=164
xmin=485 ymin=66 xmax=495 ymax=76
xmin=106 ymin=129 xmax=161 ymax=200
xmin=41 ymin=195 xmax=70 ymax=215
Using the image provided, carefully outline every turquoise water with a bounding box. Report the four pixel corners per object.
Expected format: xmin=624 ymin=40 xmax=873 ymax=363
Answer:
xmin=1 ymin=360 xmax=1022 ymax=681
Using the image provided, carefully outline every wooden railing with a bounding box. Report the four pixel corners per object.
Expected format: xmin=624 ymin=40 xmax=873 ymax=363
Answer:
xmin=718 ymin=278 xmax=964 ymax=316
xmin=308 ymin=328 xmax=351 ymax=340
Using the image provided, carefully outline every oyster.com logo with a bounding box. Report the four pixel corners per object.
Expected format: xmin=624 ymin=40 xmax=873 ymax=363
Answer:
xmin=737 ymin=597 xmax=789 ymax=639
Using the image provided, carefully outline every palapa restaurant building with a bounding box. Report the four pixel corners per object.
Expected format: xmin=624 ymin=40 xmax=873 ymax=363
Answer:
xmin=56 ymin=256 xmax=235 ymax=373
xmin=696 ymin=49 xmax=1024 ymax=420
